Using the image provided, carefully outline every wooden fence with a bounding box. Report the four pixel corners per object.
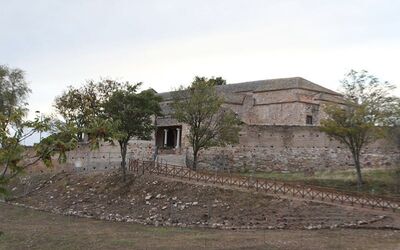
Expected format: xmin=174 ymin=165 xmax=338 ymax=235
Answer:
xmin=128 ymin=159 xmax=400 ymax=212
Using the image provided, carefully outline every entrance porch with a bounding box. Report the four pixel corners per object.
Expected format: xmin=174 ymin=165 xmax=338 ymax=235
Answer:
xmin=155 ymin=126 xmax=182 ymax=154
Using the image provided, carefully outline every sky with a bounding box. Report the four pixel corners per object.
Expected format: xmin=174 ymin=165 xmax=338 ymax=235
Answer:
xmin=1 ymin=0 xmax=400 ymax=143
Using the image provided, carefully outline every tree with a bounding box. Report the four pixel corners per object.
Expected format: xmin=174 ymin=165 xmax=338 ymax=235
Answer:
xmin=54 ymin=86 xmax=86 ymax=141
xmin=385 ymin=100 xmax=400 ymax=146
xmin=172 ymin=76 xmax=241 ymax=170
xmin=320 ymin=70 xmax=397 ymax=188
xmin=385 ymin=100 xmax=400 ymax=193
xmin=0 ymin=65 xmax=30 ymax=116
xmin=0 ymin=65 xmax=78 ymax=196
xmin=386 ymin=99 xmax=400 ymax=192
xmin=54 ymin=79 xmax=121 ymax=141
xmin=91 ymin=82 xmax=161 ymax=181
xmin=193 ymin=76 xmax=226 ymax=86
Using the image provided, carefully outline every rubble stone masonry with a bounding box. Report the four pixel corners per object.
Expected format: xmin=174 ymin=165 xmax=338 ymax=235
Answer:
xmin=194 ymin=125 xmax=399 ymax=172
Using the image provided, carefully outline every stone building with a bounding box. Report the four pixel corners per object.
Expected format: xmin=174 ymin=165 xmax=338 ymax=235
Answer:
xmin=67 ymin=77 xmax=398 ymax=172
xmin=154 ymin=77 xmax=397 ymax=171
xmin=155 ymin=77 xmax=344 ymax=151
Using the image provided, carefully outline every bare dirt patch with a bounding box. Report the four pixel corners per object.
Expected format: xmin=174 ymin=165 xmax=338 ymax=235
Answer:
xmin=7 ymin=170 xmax=400 ymax=230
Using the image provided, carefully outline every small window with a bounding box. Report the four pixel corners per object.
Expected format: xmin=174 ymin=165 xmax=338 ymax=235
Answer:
xmin=306 ymin=115 xmax=313 ymax=125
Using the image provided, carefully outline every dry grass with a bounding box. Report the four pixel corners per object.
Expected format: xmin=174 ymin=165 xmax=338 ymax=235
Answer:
xmin=1 ymin=203 xmax=400 ymax=250
xmin=242 ymin=168 xmax=400 ymax=197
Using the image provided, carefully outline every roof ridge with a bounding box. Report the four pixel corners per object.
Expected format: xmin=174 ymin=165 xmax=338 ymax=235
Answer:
xmin=228 ymin=76 xmax=302 ymax=85
xmin=297 ymin=78 xmax=341 ymax=96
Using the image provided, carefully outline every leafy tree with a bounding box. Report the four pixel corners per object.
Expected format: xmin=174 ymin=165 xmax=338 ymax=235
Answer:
xmin=172 ymin=76 xmax=241 ymax=170
xmin=1 ymin=65 xmax=78 ymax=196
xmin=385 ymin=100 xmax=400 ymax=146
xmin=54 ymin=79 xmax=122 ymax=141
xmin=54 ymin=86 xmax=85 ymax=140
xmin=90 ymin=82 xmax=161 ymax=181
xmin=193 ymin=76 xmax=226 ymax=86
xmin=320 ymin=70 xmax=397 ymax=188
xmin=385 ymin=100 xmax=400 ymax=192
xmin=0 ymin=65 xmax=30 ymax=116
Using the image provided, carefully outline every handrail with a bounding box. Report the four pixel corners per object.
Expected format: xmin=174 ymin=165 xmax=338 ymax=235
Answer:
xmin=128 ymin=158 xmax=400 ymax=212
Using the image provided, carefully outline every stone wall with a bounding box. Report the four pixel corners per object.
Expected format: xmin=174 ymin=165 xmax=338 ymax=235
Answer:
xmin=65 ymin=125 xmax=399 ymax=173
xmin=158 ymin=85 xmax=343 ymax=128
xmin=192 ymin=125 xmax=399 ymax=172
xmin=66 ymin=140 xmax=154 ymax=171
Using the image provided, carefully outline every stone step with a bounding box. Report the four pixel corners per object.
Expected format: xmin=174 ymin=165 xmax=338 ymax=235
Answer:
xmin=157 ymin=154 xmax=186 ymax=167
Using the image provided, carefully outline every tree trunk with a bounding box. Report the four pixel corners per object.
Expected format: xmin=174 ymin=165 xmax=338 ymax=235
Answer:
xmin=192 ymin=149 xmax=198 ymax=171
xmin=1 ymin=163 xmax=8 ymax=179
xmin=352 ymin=151 xmax=363 ymax=189
xmin=77 ymin=131 xmax=83 ymax=142
xmin=119 ymin=141 xmax=128 ymax=182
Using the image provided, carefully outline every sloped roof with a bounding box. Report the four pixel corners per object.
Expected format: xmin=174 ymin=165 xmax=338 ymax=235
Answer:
xmin=158 ymin=90 xmax=178 ymax=101
xmin=313 ymin=93 xmax=347 ymax=104
xmin=158 ymin=77 xmax=341 ymax=101
xmin=214 ymin=80 xmax=265 ymax=93
xmin=249 ymin=77 xmax=340 ymax=95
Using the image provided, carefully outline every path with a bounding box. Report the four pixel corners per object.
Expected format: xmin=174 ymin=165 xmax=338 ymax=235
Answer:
xmin=130 ymin=159 xmax=400 ymax=214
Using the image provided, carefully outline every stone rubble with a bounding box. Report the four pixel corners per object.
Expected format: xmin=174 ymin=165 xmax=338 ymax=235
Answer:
xmin=6 ymin=172 xmax=397 ymax=231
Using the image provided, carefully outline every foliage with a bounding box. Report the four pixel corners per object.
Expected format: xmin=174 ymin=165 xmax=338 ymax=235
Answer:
xmin=1 ymin=65 xmax=78 ymax=196
xmin=54 ymin=79 xmax=122 ymax=141
xmin=385 ymin=100 xmax=400 ymax=148
xmin=0 ymin=65 xmax=30 ymax=116
xmin=320 ymin=70 xmax=397 ymax=188
xmin=34 ymin=120 xmax=79 ymax=167
xmin=88 ymin=82 xmax=161 ymax=181
xmin=193 ymin=76 xmax=226 ymax=86
xmin=172 ymin=76 xmax=241 ymax=170
xmin=340 ymin=69 xmax=397 ymax=124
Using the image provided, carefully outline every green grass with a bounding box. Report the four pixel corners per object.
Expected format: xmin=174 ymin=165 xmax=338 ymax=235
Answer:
xmin=242 ymin=168 xmax=400 ymax=198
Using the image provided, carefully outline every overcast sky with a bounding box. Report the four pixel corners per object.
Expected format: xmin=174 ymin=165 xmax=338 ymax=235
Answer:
xmin=2 ymin=0 xmax=400 ymax=122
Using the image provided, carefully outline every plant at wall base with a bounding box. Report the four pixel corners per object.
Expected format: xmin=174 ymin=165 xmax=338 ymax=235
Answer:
xmin=385 ymin=100 xmax=400 ymax=192
xmin=90 ymin=82 xmax=161 ymax=182
xmin=320 ymin=70 xmax=397 ymax=188
xmin=172 ymin=76 xmax=241 ymax=170
xmin=385 ymin=100 xmax=400 ymax=147
xmin=0 ymin=65 xmax=78 ymax=196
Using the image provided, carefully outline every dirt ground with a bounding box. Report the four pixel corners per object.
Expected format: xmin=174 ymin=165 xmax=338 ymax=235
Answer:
xmin=6 ymin=170 xmax=400 ymax=230
xmin=1 ymin=202 xmax=400 ymax=250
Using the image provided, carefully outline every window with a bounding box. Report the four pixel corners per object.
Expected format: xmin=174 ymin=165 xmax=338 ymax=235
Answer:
xmin=306 ymin=115 xmax=313 ymax=125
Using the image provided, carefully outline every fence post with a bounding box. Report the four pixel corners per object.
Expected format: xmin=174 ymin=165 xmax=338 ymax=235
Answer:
xmin=207 ymin=201 xmax=212 ymax=220
xmin=136 ymin=160 xmax=138 ymax=174
xmin=107 ymin=152 xmax=110 ymax=169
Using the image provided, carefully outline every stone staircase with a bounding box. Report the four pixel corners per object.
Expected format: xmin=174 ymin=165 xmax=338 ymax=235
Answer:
xmin=156 ymin=153 xmax=186 ymax=167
